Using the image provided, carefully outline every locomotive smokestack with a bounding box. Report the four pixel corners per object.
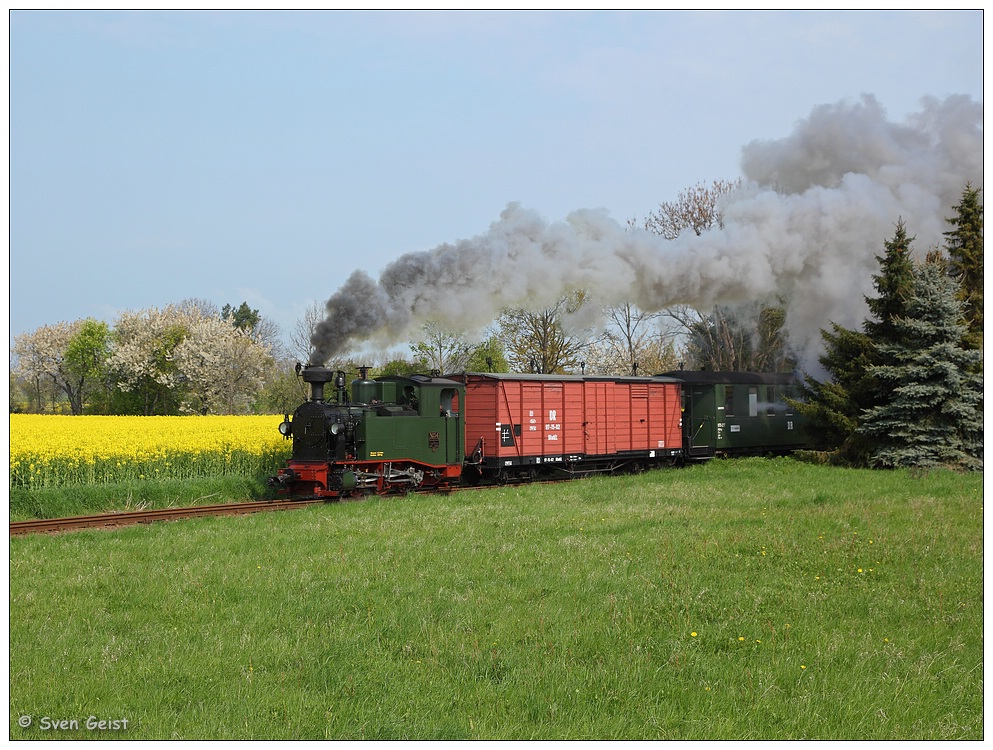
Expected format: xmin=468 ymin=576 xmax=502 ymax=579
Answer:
xmin=301 ymin=366 xmax=335 ymax=402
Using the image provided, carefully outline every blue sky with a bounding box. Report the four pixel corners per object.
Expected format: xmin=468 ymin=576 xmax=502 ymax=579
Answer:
xmin=8 ymin=10 xmax=985 ymax=356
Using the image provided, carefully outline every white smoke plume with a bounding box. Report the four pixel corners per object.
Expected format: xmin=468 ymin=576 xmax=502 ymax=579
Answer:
xmin=311 ymin=94 xmax=982 ymax=368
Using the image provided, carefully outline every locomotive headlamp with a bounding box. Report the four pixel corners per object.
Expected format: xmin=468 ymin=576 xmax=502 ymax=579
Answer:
xmin=278 ymin=417 xmax=292 ymax=437
xmin=330 ymin=422 xmax=344 ymax=436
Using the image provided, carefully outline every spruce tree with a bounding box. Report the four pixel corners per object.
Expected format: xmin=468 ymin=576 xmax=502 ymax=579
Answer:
xmin=794 ymin=220 xmax=917 ymax=464
xmin=793 ymin=323 xmax=875 ymax=457
xmin=864 ymin=219 xmax=916 ymax=359
xmin=858 ymin=259 xmax=983 ymax=470
xmin=943 ymin=184 xmax=983 ymax=351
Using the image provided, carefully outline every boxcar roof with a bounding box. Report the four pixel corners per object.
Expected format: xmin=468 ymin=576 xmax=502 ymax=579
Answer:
xmin=659 ymin=370 xmax=798 ymax=385
xmin=446 ymin=372 xmax=682 ymax=384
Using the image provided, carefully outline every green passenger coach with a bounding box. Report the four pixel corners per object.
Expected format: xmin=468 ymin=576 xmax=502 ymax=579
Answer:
xmin=661 ymin=371 xmax=807 ymax=459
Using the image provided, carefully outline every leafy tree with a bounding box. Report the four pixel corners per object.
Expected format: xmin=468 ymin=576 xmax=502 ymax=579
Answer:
xmin=377 ymin=359 xmax=422 ymax=377
xmin=64 ymin=319 xmax=113 ymax=414
xmin=465 ymin=335 xmax=509 ymax=373
xmin=858 ymin=258 xmax=983 ymax=470
xmin=12 ymin=319 xmax=111 ymax=415
xmin=410 ymin=321 xmax=475 ymax=374
xmin=497 ymin=292 xmax=591 ymax=374
xmin=9 ymin=361 xmax=21 ymax=412
xmin=252 ymin=359 xmax=309 ymax=415
xmin=222 ymin=300 xmax=284 ymax=358
xmin=222 ymin=302 xmax=261 ymax=331
xmin=12 ymin=323 xmax=71 ymax=413
xmin=943 ymin=183 xmax=983 ymax=350
xmin=752 ymin=304 xmax=793 ymax=372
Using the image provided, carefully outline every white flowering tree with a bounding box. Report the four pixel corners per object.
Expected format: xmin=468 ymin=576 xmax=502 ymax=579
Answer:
xmin=108 ymin=304 xmax=273 ymax=415
xmin=107 ymin=305 xmax=192 ymax=415
xmin=173 ymin=314 xmax=273 ymax=415
xmin=14 ymin=322 xmax=75 ymax=413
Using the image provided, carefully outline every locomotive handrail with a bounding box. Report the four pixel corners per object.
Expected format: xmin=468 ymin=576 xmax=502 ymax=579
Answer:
xmin=691 ymin=415 xmax=714 ymax=445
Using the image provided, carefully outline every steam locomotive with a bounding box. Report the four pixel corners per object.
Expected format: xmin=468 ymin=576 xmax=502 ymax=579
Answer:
xmin=267 ymin=364 xmax=807 ymax=499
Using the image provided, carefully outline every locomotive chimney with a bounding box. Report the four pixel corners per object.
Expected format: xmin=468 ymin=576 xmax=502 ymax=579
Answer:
xmin=301 ymin=365 xmax=335 ymax=402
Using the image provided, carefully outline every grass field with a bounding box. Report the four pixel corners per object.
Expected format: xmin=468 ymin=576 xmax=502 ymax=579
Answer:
xmin=8 ymin=459 xmax=983 ymax=739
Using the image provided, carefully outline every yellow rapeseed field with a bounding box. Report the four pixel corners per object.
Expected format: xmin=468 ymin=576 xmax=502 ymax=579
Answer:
xmin=10 ymin=415 xmax=291 ymax=488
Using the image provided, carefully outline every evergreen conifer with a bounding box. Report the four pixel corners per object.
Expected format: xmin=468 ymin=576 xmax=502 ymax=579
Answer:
xmin=943 ymin=184 xmax=983 ymax=351
xmin=858 ymin=259 xmax=983 ymax=470
xmin=794 ymin=220 xmax=917 ymax=463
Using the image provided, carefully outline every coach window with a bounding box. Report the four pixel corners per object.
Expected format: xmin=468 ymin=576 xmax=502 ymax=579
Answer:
xmin=767 ymin=386 xmax=777 ymax=416
xmin=748 ymin=387 xmax=758 ymax=417
xmin=784 ymin=387 xmax=794 ymax=416
xmin=724 ymin=386 xmax=735 ymax=416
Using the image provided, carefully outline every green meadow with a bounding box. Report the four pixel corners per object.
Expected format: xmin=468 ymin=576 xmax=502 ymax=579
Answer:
xmin=8 ymin=459 xmax=983 ymax=739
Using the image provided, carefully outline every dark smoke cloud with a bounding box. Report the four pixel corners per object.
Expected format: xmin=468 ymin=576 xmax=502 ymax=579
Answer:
xmin=311 ymin=94 xmax=982 ymax=367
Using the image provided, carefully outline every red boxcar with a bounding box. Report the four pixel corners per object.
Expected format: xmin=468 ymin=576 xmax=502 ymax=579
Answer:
xmin=453 ymin=373 xmax=683 ymax=476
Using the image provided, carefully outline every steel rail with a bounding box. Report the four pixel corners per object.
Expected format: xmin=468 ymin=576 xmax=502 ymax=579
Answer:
xmin=9 ymin=474 xmax=597 ymax=537
xmin=9 ymin=499 xmax=325 ymax=537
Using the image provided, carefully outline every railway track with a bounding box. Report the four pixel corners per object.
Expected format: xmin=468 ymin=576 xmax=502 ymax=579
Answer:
xmin=9 ymin=499 xmax=325 ymax=537
xmin=10 ymin=475 xmax=584 ymax=537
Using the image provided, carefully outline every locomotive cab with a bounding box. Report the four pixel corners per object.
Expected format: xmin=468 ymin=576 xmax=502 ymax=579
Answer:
xmin=269 ymin=365 xmax=465 ymax=498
